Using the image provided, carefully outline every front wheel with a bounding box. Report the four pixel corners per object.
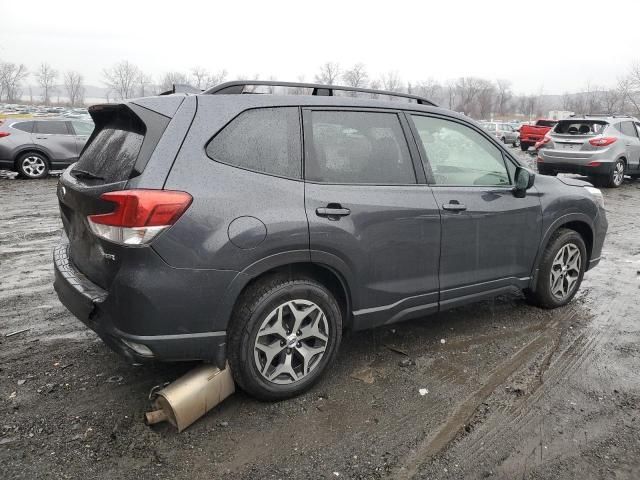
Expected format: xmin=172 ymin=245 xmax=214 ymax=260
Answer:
xmin=525 ymin=228 xmax=586 ymax=309
xmin=228 ymin=275 xmax=342 ymax=401
xmin=17 ymin=152 xmax=49 ymax=179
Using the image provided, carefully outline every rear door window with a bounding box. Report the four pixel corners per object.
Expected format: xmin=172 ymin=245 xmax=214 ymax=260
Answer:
xmin=35 ymin=121 xmax=70 ymax=135
xmin=620 ymin=121 xmax=638 ymax=138
xmin=304 ymin=110 xmax=416 ymax=184
xmin=206 ymin=107 xmax=301 ymax=179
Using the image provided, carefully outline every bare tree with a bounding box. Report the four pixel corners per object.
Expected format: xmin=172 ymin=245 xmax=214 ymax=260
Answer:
xmin=206 ymin=69 xmax=228 ymax=88
xmin=0 ymin=61 xmax=29 ymax=102
xmin=453 ymin=77 xmax=485 ymax=115
xmin=380 ymin=71 xmax=402 ymax=92
xmin=64 ymin=71 xmax=84 ymax=106
xmin=191 ymin=66 xmax=209 ymax=89
xmin=159 ymin=71 xmax=189 ymax=92
xmin=342 ymin=63 xmax=368 ymax=88
xmin=103 ymin=61 xmax=141 ymax=100
xmin=36 ymin=63 xmax=58 ymax=104
xmin=476 ymin=79 xmax=496 ymax=119
xmin=315 ymin=62 xmax=340 ymax=84
xmin=137 ymin=72 xmax=153 ymax=97
xmin=415 ymin=79 xmax=442 ymax=104
xmin=495 ymin=79 xmax=512 ymax=116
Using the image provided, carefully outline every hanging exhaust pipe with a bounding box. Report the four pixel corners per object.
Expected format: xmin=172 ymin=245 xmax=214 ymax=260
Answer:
xmin=145 ymin=364 xmax=235 ymax=432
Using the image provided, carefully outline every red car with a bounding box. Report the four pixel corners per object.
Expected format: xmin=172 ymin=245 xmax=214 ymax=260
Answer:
xmin=520 ymin=119 xmax=557 ymax=151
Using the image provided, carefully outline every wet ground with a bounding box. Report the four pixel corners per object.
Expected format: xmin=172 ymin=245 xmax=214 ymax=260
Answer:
xmin=1 ymin=151 xmax=639 ymax=479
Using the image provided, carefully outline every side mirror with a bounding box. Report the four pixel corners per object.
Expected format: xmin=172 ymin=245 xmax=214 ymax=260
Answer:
xmin=514 ymin=167 xmax=535 ymax=198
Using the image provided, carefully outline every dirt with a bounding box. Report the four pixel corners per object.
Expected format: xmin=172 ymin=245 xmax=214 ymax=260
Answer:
xmin=1 ymin=151 xmax=639 ymax=479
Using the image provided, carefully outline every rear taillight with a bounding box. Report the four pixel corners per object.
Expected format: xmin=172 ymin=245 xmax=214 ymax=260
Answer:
xmin=535 ymin=136 xmax=551 ymax=149
xmin=87 ymin=189 xmax=192 ymax=245
xmin=589 ymin=137 xmax=616 ymax=147
xmin=0 ymin=132 xmax=10 ymax=138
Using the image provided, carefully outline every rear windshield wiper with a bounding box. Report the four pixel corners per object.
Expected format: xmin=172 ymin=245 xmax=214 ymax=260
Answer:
xmin=72 ymin=168 xmax=104 ymax=180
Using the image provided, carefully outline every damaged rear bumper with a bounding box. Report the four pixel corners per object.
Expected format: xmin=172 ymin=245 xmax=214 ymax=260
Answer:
xmin=53 ymin=244 xmax=227 ymax=366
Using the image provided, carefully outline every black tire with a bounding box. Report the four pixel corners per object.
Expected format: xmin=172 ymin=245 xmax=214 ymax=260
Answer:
xmin=604 ymin=159 xmax=625 ymax=188
xmin=513 ymin=138 xmax=520 ymax=148
xmin=16 ymin=152 xmax=49 ymax=179
xmin=525 ymin=228 xmax=587 ymax=309
xmin=228 ymin=274 xmax=342 ymax=401
xmin=537 ymin=166 xmax=557 ymax=176
xmin=520 ymin=141 xmax=530 ymax=152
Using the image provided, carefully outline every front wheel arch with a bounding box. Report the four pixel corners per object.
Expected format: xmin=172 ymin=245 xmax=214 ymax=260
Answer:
xmin=14 ymin=149 xmax=51 ymax=171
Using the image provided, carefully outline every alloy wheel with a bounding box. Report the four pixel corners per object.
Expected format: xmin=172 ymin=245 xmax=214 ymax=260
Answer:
xmin=549 ymin=243 xmax=582 ymax=300
xmin=253 ymin=299 xmax=329 ymax=385
xmin=22 ymin=155 xmax=46 ymax=177
xmin=613 ymin=161 xmax=624 ymax=186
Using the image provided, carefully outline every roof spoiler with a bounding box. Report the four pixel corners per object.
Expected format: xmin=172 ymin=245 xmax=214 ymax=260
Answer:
xmin=159 ymin=83 xmax=203 ymax=96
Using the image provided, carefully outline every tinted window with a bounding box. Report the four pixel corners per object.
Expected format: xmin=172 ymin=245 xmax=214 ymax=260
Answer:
xmin=537 ymin=120 xmax=557 ymax=127
xmin=411 ymin=115 xmax=511 ymax=186
xmin=206 ymin=107 xmax=301 ymax=178
xmin=13 ymin=121 xmax=34 ymax=133
xmin=555 ymin=120 xmax=607 ymax=135
xmin=73 ymin=112 xmax=144 ymax=183
xmin=72 ymin=121 xmax=94 ymax=136
xmin=35 ymin=121 xmax=69 ymax=135
xmin=305 ymin=111 xmax=415 ymax=184
xmin=620 ymin=121 xmax=638 ymax=137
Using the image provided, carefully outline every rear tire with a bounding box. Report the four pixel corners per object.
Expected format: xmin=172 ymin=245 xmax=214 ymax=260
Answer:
xmin=537 ymin=166 xmax=557 ymax=176
xmin=16 ymin=152 xmax=49 ymax=179
xmin=605 ymin=159 xmax=625 ymax=188
xmin=228 ymin=274 xmax=342 ymax=401
xmin=520 ymin=141 xmax=530 ymax=151
xmin=525 ymin=228 xmax=587 ymax=309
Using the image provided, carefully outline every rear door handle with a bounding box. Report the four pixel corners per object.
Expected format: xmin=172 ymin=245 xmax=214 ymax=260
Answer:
xmin=35 ymin=136 xmax=48 ymax=139
xmin=316 ymin=205 xmax=351 ymax=219
xmin=442 ymin=203 xmax=467 ymax=212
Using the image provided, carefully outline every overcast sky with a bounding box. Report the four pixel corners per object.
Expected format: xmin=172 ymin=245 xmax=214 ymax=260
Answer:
xmin=1 ymin=0 xmax=636 ymax=95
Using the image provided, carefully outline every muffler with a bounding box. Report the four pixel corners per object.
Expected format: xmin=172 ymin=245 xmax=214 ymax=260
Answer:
xmin=145 ymin=364 xmax=235 ymax=432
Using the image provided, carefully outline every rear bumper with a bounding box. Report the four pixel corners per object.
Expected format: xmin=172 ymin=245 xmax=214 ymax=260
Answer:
xmin=537 ymin=158 xmax=613 ymax=175
xmin=53 ymin=244 xmax=227 ymax=366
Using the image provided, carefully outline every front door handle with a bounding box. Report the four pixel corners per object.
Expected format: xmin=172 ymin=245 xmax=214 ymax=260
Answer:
xmin=442 ymin=202 xmax=467 ymax=212
xmin=316 ymin=204 xmax=351 ymax=219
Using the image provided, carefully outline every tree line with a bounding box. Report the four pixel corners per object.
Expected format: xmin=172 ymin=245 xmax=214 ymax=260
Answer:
xmin=2 ymin=58 xmax=640 ymax=119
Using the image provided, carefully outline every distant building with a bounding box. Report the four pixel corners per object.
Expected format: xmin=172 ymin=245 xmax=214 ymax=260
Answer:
xmin=549 ymin=110 xmax=574 ymax=120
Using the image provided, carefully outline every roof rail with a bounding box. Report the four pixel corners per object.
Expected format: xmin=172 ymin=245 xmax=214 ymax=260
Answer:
xmin=577 ymin=113 xmax=633 ymax=118
xmin=202 ymin=80 xmax=437 ymax=106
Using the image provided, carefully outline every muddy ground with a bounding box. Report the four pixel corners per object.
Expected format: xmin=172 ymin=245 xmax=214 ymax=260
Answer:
xmin=1 ymin=150 xmax=639 ymax=479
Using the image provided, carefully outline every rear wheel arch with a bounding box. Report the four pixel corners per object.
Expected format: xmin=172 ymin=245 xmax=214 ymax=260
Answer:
xmin=231 ymin=262 xmax=353 ymax=331
xmin=13 ymin=148 xmax=50 ymax=170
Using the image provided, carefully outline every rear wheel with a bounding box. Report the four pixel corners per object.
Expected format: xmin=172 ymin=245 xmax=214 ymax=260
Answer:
xmin=520 ymin=141 xmax=530 ymax=151
xmin=525 ymin=228 xmax=586 ymax=309
xmin=513 ymin=137 xmax=520 ymax=147
xmin=228 ymin=275 xmax=342 ymax=401
xmin=537 ymin=166 xmax=557 ymax=176
xmin=17 ymin=152 xmax=49 ymax=179
xmin=605 ymin=159 xmax=625 ymax=188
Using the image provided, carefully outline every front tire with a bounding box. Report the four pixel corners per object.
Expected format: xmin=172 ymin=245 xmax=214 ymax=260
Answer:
xmin=525 ymin=228 xmax=586 ymax=309
xmin=17 ymin=152 xmax=49 ymax=179
xmin=228 ymin=275 xmax=342 ymax=401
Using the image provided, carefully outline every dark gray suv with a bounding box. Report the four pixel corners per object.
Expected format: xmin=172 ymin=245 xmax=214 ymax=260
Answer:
xmin=0 ymin=118 xmax=94 ymax=178
xmin=53 ymin=81 xmax=607 ymax=401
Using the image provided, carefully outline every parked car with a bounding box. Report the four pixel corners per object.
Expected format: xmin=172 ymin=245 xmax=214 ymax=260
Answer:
xmin=53 ymin=81 xmax=607 ymax=401
xmin=0 ymin=118 xmax=94 ymax=178
xmin=520 ymin=119 xmax=557 ymax=151
xmin=480 ymin=121 xmax=520 ymax=147
xmin=536 ymin=115 xmax=640 ymax=187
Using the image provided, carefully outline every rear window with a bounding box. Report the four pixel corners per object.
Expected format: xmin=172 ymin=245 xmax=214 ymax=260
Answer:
xmin=206 ymin=107 xmax=301 ymax=179
xmin=35 ymin=121 xmax=69 ymax=135
xmin=554 ymin=120 xmax=606 ymax=135
xmin=73 ymin=110 xmax=144 ymax=183
xmin=536 ymin=120 xmax=557 ymax=127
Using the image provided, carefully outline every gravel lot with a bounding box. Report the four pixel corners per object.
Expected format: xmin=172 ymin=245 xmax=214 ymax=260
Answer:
xmin=1 ymin=150 xmax=639 ymax=479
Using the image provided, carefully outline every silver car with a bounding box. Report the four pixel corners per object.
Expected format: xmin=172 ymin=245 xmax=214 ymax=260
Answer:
xmin=0 ymin=118 xmax=94 ymax=178
xmin=537 ymin=115 xmax=640 ymax=188
xmin=481 ymin=122 xmax=519 ymax=147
